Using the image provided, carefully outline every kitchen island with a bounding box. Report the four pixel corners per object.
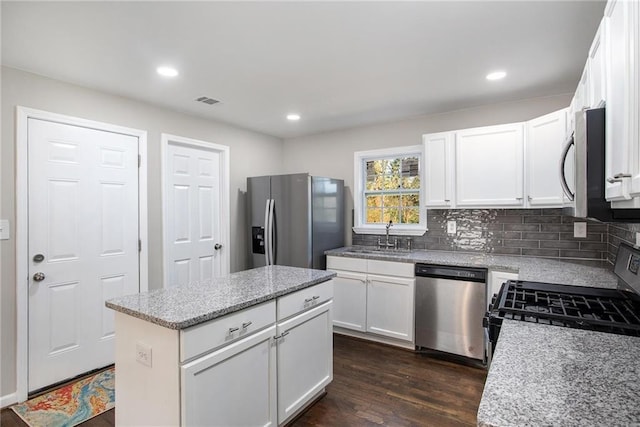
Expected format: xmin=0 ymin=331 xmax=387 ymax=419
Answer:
xmin=106 ymin=265 xmax=335 ymax=426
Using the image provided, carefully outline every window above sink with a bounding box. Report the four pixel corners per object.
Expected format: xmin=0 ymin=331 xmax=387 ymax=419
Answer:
xmin=353 ymin=145 xmax=427 ymax=236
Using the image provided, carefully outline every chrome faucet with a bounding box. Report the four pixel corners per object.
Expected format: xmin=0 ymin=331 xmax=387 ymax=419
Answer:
xmin=377 ymin=220 xmax=396 ymax=249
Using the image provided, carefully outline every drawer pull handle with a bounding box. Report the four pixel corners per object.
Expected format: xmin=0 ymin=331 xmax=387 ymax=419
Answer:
xmin=274 ymin=331 xmax=290 ymax=340
xmin=228 ymin=327 xmax=239 ymax=333
xmin=304 ymin=298 xmax=314 ymax=303
xmin=312 ymin=295 xmax=320 ymax=300
xmin=607 ymin=173 xmax=632 ymax=183
xmin=242 ymin=321 xmax=252 ymax=329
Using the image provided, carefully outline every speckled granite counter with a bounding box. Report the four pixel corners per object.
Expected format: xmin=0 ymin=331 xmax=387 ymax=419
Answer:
xmin=106 ymin=265 xmax=335 ymax=329
xmin=325 ymin=247 xmax=617 ymax=288
xmin=477 ymin=320 xmax=640 ymax=426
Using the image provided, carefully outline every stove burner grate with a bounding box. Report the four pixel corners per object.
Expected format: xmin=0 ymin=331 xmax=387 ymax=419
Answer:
xmin=493 ymin=281 xmax=640 ymax=336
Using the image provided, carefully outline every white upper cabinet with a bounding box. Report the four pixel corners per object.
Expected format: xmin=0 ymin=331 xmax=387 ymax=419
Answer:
xmin=526 ymin=108 xmax=568 ymax=207
xmin=423 ymin=132 xmax=454 ymax=207
xmin=588 ymin=20 xmax=607 ymax=108
xmin=604 ymin=0 xmax=639 ymax=203
xmin=455 ymin=123 xmax=525 ymax=207
xmin=576 ymin=65 xmax=591 ymax=111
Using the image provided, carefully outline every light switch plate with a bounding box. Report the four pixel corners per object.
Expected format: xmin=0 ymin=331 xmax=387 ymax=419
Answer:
xmin=636 ymin=232 xmax=640 ymax=247
xmin=574 ymin=222 xmax=587 ymax=238
xmin=0 ymin=220 xmax=9 ymax=240
xmin=136 ymin=342 xmax=152 ymax=367
xmin=447 ymin=220 xmax=457 ymax=235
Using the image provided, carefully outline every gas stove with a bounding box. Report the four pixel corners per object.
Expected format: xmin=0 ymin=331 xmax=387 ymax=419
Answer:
xmin=484 ymin=242 xmax=640 ymax=364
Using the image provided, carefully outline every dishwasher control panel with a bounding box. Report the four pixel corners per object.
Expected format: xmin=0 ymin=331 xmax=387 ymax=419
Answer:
xmin=415 ymin=263 xmax=487 ymax=282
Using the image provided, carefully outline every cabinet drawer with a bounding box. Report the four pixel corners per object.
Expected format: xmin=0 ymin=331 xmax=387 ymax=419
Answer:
xmin=327 ymin=256 xmax=367 ymax=272
xmin=277 ymin=280 xmax=334 ymax=321
xmin=367 ymin=260 xmax=414 ymax=278
xmin=180 ymin=300 xmax=276 ymax=362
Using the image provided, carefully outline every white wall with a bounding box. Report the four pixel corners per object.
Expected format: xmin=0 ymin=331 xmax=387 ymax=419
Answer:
xmin=0 ymin=66 xmax=284 ymax=397
xmin=281 ymin=93 xmax=573 ymax=245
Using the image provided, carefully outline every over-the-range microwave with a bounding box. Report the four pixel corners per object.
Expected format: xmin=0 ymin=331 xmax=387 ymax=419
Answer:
xmin=560 ymin=107 xmax=640 ymax=222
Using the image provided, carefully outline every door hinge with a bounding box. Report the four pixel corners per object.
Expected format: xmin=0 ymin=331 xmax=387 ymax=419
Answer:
xmin=138 ymin=155 xmax=142 ymax=168
xmin=138 ymin=239 xmax=142 ymax=252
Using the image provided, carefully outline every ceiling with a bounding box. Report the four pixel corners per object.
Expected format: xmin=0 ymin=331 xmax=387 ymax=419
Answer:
xmin=2 ymin=1 xmax=606 ymax=139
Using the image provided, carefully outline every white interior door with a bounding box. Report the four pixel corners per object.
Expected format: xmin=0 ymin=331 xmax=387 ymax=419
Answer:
xmin=28 ymin=118 xmax=140 ymax=392
xmin=164 ymin=139 xmax=226 ymax=287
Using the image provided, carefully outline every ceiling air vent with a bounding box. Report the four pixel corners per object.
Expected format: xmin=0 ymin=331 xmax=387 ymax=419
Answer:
xmin=195 ymin=96 xmax=220 ymax=105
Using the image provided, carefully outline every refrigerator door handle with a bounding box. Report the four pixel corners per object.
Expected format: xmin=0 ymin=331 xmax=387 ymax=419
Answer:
xmin=268 ymin=199 xmax=275 ymax=265
xmin=264 ymin=199 xmax=271 ymax=265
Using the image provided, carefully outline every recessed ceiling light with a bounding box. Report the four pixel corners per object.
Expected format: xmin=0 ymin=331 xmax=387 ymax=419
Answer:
xmin=286 ymin=114 xmax=301 ymax=121
xmin=486 ymin=71 xmax=507 ymax=81
xmin=157 ymin=66 xmax=179 ymax=77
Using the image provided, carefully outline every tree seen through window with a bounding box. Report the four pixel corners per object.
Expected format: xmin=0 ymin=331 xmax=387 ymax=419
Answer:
xmin=364 ymin=157 xmax=420 ymax=224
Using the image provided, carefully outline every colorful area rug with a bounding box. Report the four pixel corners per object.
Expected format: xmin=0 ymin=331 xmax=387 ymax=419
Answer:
xmin=10 ymin=367 xmax=115 ymax=427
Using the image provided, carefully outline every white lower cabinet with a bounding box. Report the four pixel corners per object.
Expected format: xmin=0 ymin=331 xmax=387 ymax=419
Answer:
xmin=181 ymin=326 xmax=277 ymax=427
xmin=366 ymin=275 xmax=414 ymax=341
xmin=327 ymin=256 xmax=415 ymax=347
xmin=332 ymin=271 xmax=367 ymax=331
xmin=276 ymin=301 xmax=333 ymax=424
xmin=487 ymin=270 xmax=519 ymax=310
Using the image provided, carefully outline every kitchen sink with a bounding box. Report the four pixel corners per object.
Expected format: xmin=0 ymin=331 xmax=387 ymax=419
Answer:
xmin=344 ymin=247 xmax=411 ymax=255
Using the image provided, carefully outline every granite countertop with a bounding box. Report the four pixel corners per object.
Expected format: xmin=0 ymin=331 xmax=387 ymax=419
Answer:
xmin=106 ymin=265 xmax=335 ymax=330
xmin=325 ymin=246 xmax=618 ymax=288
xmin=477 ymin=320 xmax=640 ymax=426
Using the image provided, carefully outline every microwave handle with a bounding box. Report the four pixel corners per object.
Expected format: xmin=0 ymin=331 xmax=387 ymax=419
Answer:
xmin=559 ymin=133 xmax=575 ymax=202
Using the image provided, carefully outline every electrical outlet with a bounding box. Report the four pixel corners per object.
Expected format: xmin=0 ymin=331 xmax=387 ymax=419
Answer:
xmin=0 ymin=220 xmax=9 ymax=240
xmin=136 ymin=342 xmax=152 ymax=367
xmin=573 ymin=222 xmax=587 ymax=238
xmin=447 ymin=220 xmax=457 ymax=235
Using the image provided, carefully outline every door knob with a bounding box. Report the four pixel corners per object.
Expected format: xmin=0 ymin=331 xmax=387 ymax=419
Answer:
xmin=33 ymin=272 xmax=45 ymax=282
xmin=214 ymin=243 xmax=223 ymax=250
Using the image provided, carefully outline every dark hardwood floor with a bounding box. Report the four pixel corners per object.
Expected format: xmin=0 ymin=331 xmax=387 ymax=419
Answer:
xmin=1 ymin=334 xmax=486 ymax=427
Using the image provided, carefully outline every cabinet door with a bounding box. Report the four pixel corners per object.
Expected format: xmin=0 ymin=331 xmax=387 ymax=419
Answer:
xmin=181 ymin=326 xmax=277 ymax=427
xmin=277 ymin=301 xmax=333 ymax=424
xmin=629 ymin=0 xmax=640 ymax=197
xmin=589 ymin=19 xmax=607 ymax=108
xmin=487 ymin=271 xmax=518 ymax=311
xmin=526 ymin=109 xmax=567 ymax=207
xmin=366 ymin=275 xmax=415 ymax=341
xmin=455 ymin=123 xmax=524 ymax=207
xmin=423 ymin=132 xmax=454 ymax=207
xmin=332 ymin=271 xmax=367 ymax=331
xmin=576 ymin=65 xmax=591 ymax=110
xmin=605 ymin=0 xmax=634 ymax=201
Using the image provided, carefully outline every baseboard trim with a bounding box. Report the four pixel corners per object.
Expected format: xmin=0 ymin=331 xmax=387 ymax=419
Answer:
xmin=1 ymin=392 xmax=18 ymax=408
xmin=333 ymin=327 xmax=415 ymax=350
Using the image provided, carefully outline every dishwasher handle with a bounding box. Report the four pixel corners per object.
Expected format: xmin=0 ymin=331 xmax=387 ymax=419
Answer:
xmin=415 ymin=264 xmax=487 ymax=282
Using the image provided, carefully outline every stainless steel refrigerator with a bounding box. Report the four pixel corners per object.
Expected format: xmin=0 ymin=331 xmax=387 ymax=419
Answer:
xmin=248 ymin=173 xmax=344 ymax=270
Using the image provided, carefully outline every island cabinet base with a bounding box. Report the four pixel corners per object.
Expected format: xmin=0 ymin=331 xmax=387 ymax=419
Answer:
xmin=114 ymin=279 xmax=334 ymax=426
xmin=114 ymin=312 xmax=181 ymax=426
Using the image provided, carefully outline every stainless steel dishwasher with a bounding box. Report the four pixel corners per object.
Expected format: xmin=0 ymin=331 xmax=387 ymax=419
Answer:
xmin=415 ymin=264 xmax=487 ymax=361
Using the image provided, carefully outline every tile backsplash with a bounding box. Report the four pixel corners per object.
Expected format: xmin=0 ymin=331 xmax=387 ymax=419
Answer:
xmin=353 ymin=208 xmax=625 ymax=263
xmin=608 ymin=222 xmax=640 ymax=264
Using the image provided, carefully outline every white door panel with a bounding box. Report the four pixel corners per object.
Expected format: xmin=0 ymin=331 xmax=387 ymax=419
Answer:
xmin=28 ymin=118 xmax=140 ymax=392
xmin=164 ymin=141 xmax=224 ymax=287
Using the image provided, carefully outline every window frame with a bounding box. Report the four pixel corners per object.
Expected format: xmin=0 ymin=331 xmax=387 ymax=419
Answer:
xmin=353 ymin=145 xmax=427 ymax=236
